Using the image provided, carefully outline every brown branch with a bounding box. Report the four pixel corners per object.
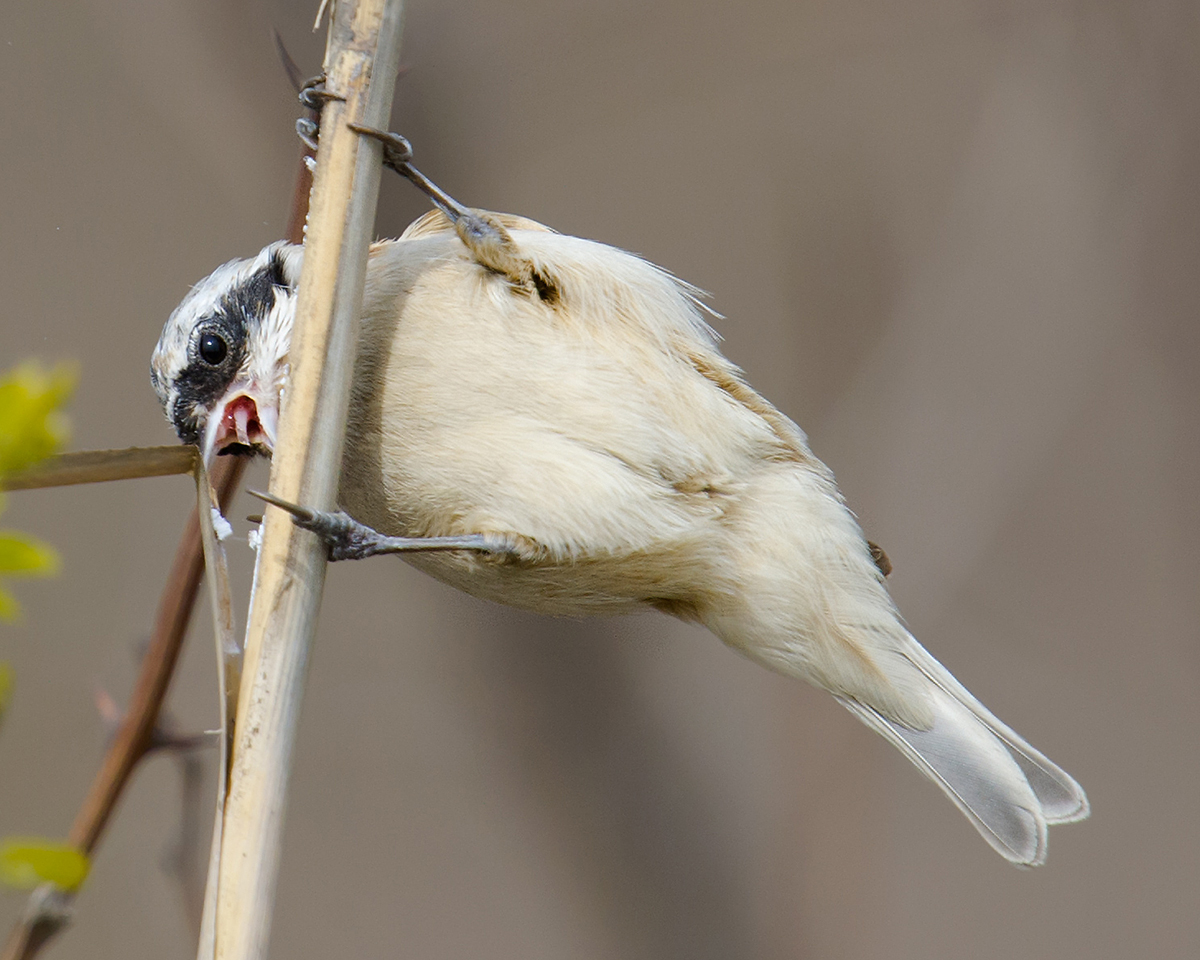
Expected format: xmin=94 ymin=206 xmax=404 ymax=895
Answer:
xmin=285 ymin=153 xmax=315 ymax=245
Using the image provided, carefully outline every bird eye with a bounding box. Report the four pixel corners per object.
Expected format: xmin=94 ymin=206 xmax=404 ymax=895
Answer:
xmin=199 ymin=332 xmax=228 ymax=365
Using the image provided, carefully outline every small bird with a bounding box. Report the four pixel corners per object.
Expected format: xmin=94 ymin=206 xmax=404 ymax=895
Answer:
xmin=151 ymin=131 xmax=1087 ymax=865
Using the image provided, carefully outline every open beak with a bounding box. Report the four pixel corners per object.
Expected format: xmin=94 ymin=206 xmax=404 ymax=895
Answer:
xmin=201 ymin=385 xmax=278 ymax=465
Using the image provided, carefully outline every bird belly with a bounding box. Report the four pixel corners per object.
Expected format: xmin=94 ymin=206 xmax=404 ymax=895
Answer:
xmin=338 ymin=411 xmax=738 ymax=617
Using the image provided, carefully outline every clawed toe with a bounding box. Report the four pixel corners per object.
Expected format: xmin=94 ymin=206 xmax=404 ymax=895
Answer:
xmin=347 ymin=123 xmax=414 ymax=169
xmin=298 ymin=74 xmax=345 ymax=112
xmin=296 ymin=118 xmax=320 ymax=152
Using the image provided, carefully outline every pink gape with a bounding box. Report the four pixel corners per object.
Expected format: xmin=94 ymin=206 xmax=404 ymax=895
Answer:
xmin=216 ymin=394 xmax=267 ymax=453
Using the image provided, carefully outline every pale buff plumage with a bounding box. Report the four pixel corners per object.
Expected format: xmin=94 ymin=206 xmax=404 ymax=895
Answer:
xmin=152 ymin=209 xmax=1088 ymax=865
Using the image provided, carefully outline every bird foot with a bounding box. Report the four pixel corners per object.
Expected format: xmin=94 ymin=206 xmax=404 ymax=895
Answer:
xmin=294 ymin=75 xmax=346 ymax=152
xmin=248 ymin=490 xmax=516 ymax=562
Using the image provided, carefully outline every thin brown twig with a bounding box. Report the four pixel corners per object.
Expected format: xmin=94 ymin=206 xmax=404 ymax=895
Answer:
xmin=286 ymin=154 xmax=315 ymax=245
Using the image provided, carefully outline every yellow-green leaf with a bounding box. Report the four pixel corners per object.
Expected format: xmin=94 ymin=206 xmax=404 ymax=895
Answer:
xmin=0 ymin=839 xmax=90 ymax=891
xmin=0 ymin=533 xmax=59 ymax=577
xmin=0 ymin=362 xmax=77 ymax=477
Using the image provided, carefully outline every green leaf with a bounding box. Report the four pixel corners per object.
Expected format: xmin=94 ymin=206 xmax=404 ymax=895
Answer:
xmin=0 ymin=362 xmax=77 ymax=477
xmin=0 ymin=534 xmax=59 ymax=577
xmin=0 ymin=839 xmax=90 ymax=891
xmin=0 ymin=362 xmax=73 ymax=620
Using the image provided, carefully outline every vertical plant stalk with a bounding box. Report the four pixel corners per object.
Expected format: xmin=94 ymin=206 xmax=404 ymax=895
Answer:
xmin=212 ymin=3 xmax=404 ymax=958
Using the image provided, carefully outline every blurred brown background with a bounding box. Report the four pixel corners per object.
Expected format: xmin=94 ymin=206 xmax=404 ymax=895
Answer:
xmin=2 ymin=1 xmax=1197 ymax=957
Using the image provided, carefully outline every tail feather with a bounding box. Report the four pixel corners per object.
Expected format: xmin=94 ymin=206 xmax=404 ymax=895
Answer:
xmin=836 ymin=636 xmax=1088 ymax=865
xmin=838 ymin=692 xmax=1048 ymax=864
xmin=900 ymin=635 xmax=1089 ymax=825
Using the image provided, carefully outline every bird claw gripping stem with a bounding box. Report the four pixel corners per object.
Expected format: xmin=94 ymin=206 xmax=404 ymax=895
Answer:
xmin=294 ymin=74 xmax=346 ymax=152
xmin=248 ymin=490 xmax=516 ymax=562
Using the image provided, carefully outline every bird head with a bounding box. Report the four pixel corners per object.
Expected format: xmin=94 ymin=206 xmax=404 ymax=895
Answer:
xmin=151 ymin=242 xmax=303 ymax=464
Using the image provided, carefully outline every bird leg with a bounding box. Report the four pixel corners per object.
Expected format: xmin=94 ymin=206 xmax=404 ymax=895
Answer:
xmin=346 ymin=126 xmax=468 ymax=221
xmin=248 ymin=490 xmax=517 ymax=562
xmin=347 ymin=123 xmax=541 ymax=289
